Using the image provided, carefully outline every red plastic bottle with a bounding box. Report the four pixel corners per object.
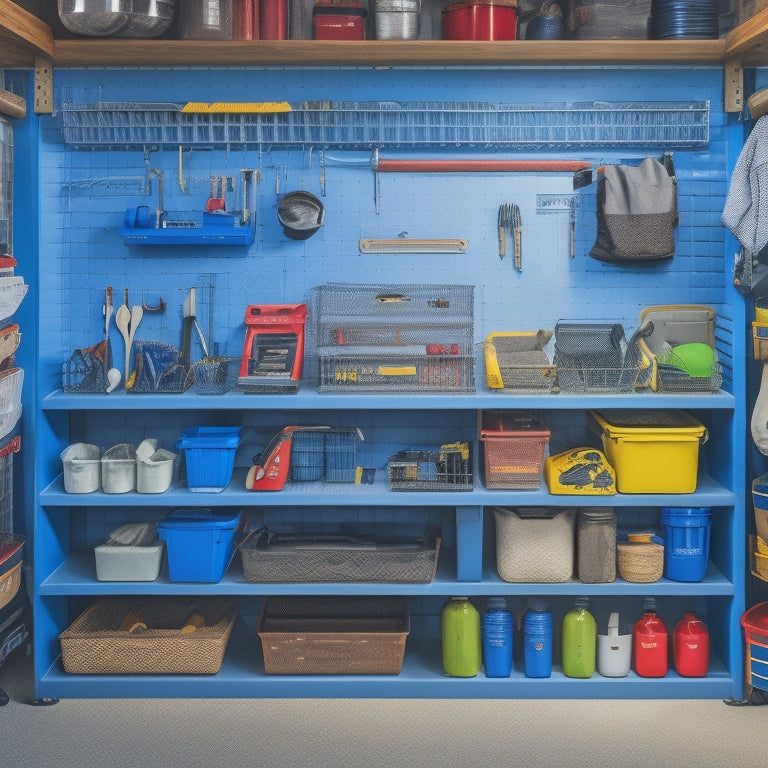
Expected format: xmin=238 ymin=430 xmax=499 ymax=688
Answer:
xmin=673 ymin=612 xmax=710 ymax=677
xmin=633 ymin=598 xmax=668 ymax=677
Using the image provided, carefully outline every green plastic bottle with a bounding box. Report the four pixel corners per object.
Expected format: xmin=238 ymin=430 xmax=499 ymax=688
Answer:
xmin=562 ymin=597 xmax=597 ymax=678
xmin=441 ymin=597 xmax=481 ymax=677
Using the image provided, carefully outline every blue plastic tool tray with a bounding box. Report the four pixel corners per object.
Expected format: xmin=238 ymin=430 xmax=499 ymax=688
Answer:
xmin=120 ymin=208 xmax=256 ymax=246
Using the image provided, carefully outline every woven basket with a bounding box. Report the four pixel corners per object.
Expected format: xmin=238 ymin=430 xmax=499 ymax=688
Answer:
xmin=59 ymin=597 xmax=236 ymax=674
xmin=257 ymin=596 xmax=409 ymax=675
xmin=241 ymin=533 xmax=439 ymax=584
xmin=617 ymin=541 xmax=664 ymax=583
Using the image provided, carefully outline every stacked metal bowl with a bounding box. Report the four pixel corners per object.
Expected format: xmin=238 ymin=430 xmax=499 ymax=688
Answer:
xmin=58 ymin=0 xmax=175 ymax=38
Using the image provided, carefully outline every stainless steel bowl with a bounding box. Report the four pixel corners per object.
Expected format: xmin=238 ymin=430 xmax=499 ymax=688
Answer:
xmin=58 ymin=0 xmax=130 ymax=37
xmin=117 ymin=0 xmax=175 ymax=38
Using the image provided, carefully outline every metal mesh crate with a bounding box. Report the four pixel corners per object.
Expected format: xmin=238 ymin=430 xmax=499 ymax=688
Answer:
xmin=314 ymin=282 xmax=474 ymax=393
xmin=480 ymin=413 xmax=550 ymax=489
xmin=318 ymin=351 xmax=474 ymax=393
xmin=554 ymin=321 xmax=640 ymax=393
xmin=388 ymin=445 xmax=473 ymax=491
xmin=484 ymin=331 xmax=555 ymax=391
xmin=314 ymin=282 xmax=474 ymax=322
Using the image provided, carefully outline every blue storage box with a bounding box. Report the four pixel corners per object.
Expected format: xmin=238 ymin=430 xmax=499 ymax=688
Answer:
xmin=157 ymin=508 xmax=242 ymax=582
xmin=176 ymin=426 xmax=241 ymax=492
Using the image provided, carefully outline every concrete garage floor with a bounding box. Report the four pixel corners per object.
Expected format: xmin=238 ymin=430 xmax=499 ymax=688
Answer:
xmin=1 ymin=652 xmax=767 ymax=768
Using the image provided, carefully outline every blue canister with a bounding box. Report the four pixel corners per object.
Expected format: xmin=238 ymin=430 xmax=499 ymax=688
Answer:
xmin=523 ymin=601 xmax=553 ymax=678
xmin=661 ymin=506 xmax=712 ymax=582
xmin=482 ymin=598 xmax=513 ymax=677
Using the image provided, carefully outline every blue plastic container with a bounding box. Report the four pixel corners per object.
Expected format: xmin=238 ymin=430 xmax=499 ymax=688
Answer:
xmin=176 ymin=426 xmax=241 ymax=492
xmin=523 ymin=603 xmax=553 ymax=678
xmin=482 ymin=603 xmax=514 ymax=678
xmin=157 ymin=508 xmax=241 ymax=582
xmin=661 ymin=506 xmax=711 ymax=582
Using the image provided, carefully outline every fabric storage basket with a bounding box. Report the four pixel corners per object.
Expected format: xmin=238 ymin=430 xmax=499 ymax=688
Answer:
xmin=587 ymin=409 xmax=707 ymax=494
xmin=257 ymin=595 xmax=409 ymax=675
xmin=157 ymin=508 xmax=242 ymax=582
xmin=241 ymin=531 xmax=440 ymax=583
xmin=59 ymin=597 xmax=237 ymax=675
xmin=480 ymin=411 xmax=550 ymax=489
xmin=492 ymin=506 xmax=575 ymax=582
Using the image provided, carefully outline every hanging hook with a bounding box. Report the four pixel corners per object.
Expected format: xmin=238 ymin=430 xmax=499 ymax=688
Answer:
xmin=142 ymin=292 xmax=167 ymax=313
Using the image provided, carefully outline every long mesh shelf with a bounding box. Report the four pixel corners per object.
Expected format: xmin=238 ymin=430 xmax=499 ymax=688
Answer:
xmin=60 ymin=100 xmax=710 ymax=149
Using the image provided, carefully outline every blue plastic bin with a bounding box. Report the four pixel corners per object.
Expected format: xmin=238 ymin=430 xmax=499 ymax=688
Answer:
xmin=157 ymin=508 xmax=242 ymax=582
xmin=661 ymin=506 xmax=711 ymax=582
xmin=176 ymin=426 xmax=241 ymax=492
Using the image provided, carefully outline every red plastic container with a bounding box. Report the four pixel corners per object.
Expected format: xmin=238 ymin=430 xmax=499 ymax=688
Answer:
xmin=442 ymin=0 xmax=518 ymax=41
xmin=633 ymin=607 xmax=668 ymax=678
xmin=313 ymin=4 xmax=367 ymax=40
xmin=673 ymin=612 xmax=709 ymax=677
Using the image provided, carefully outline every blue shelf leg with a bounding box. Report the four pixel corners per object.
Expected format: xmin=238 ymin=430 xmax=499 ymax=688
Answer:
xmin=456 ymin=505 xmax=483 ymax=581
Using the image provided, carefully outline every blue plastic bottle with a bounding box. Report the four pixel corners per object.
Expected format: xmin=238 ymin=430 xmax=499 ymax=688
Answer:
xmin=482 ymin=597 xmax=513 ymax=677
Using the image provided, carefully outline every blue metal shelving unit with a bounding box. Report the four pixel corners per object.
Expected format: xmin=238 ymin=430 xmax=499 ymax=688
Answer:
xmin=27 ymin=63 xmax=747 ymax=701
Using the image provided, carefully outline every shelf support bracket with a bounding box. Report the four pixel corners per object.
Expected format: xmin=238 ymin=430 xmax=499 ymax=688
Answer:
xmin=34 ymin=58 xmax=53 ymax=115
xmin=725 ymin=59 xmax=744 ymax=114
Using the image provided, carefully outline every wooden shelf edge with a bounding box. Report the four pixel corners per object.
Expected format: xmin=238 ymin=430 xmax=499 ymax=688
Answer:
xmin=0 ymin=0 xmax=54 ymax=65
xmin=50 ymin=38 xmax=726 ymax=68
xmin=726 ymin=6 xmax=768 ymax=64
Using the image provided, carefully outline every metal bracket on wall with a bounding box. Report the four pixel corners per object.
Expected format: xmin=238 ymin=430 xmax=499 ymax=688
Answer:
xmin=724 ymin=60 xmax=744 ymax=114
xmin=34 ymin=58 xmax=52 ymax=115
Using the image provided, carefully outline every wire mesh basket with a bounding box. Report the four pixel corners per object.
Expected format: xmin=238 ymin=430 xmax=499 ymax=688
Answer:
xmin=554 ymin=321 xmax=641 ymax=393
xmin=0 ymin=367 xmax=22 ymax=417
xmin=63 ymin=340 xmax=111 ymax=394
xmin=388 ymin=444 xmax=473 ymax=491
xmin=129 ymin=341 xmax=190 ymax=394
xmin=189 ymin=357 xmax=239 ymax=395
xmin=290 ymin=430 xmax=326 ymax=482
xmin=484 ymin=331 xmax=556 ymax=392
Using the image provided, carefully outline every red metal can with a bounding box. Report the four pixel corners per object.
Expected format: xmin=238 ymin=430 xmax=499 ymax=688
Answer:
xmin=442 ymin=0 xmax=518 ymax=41
xmin=313 ymin=3 xmax=367 ymax=40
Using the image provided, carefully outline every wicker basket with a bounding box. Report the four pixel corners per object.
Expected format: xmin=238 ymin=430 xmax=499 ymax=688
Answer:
xmin=257 ymin=596 xmax=409 ymax=675
xmin=617 ymin=541 xmax=664 ymax=583
xmin=241 ymin=533 xmax=440 ymax=583
xmin=0 ymin=534 xmax=23 ymax=611
xmin=59 ymin=597 xmax=236 ymax=674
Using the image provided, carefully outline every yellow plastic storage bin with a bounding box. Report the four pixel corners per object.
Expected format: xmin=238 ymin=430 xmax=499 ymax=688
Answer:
xmin=587 ymin=409 xmax=707 ymax=494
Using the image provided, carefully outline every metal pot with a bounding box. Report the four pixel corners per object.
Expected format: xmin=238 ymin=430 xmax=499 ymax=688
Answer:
xmin=277 ymin=191 xmax=325 ymax=240
xmin=442 ymin=0 xmax=518 ymax=41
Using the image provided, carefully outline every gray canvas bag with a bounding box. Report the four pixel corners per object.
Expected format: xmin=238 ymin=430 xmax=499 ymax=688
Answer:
xmin=590 ymin=155 xmax=678 ymax=263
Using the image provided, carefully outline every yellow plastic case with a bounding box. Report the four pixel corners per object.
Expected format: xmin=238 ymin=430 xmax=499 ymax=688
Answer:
xmin=544 ymin=447 xmax=616 ymax=495
xmin=587 ymin=409 xmax=707 ymax=494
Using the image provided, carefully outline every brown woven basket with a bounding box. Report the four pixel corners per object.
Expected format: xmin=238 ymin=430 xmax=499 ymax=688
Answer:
xmin=617 ymin=541 xmax=664 ymax=583
xmin=257 ymin=596 xmax=409 ymax=675
xmin=59 ymin=597 xmax=237 ymax=675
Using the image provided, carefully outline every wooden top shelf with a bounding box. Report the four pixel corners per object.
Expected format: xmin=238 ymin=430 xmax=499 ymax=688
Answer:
xmin=1 ymin=0 xmax=767 ymax=69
